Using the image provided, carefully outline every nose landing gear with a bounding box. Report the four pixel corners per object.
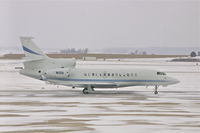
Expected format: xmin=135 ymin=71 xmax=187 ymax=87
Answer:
xmin=154 ymin=85 xmax=158 ymax=95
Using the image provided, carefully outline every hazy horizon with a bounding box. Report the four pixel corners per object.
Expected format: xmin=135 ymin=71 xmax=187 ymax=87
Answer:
xmin=0 ymin=0 xmax=199 ymax=50
xmin=0 ymin=45 xmax=199 ymax=55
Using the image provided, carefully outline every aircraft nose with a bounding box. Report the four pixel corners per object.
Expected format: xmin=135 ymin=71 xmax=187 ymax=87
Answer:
xmin=170 ymin=77 xmax=180 ymax=84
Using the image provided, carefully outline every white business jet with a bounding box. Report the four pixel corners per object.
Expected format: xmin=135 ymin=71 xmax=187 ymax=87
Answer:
xmin=19 ymin=37 xmax=179 ymax=94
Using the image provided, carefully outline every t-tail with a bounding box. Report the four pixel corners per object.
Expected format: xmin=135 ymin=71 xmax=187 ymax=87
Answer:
xmin=19 ymin=37 xmax=76 ymax=80
xmin=20 ymin=37 xmax=48 ymax=61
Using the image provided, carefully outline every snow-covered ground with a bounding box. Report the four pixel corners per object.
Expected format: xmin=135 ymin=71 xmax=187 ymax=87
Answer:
xmin=0 ymin=59 xmax=200 ymax=133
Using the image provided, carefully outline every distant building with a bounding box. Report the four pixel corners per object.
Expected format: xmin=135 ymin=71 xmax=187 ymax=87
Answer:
xmin=130 ymin=50 xmax=147 ymax=55
xmin=198 ymin=51 xmax=200 ymax=56
xmin=142 ymin=51 xmax=147 ymax=55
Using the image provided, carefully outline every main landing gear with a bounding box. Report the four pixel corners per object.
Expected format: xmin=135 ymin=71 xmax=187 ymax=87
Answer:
xmin=154 ymin=85 xmax=158 ymax=95
xmin=82 ymin=86 xmax=95 ymax=94
xmin=82 ymin=88 xmax=89 ymax=94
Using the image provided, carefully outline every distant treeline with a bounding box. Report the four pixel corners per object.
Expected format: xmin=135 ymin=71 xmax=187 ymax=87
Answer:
xmin=60 ymin=48 xmax=88 ymax=54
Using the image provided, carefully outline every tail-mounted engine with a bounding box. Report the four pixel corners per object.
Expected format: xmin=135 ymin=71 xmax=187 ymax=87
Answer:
xmin=44 ymin=68 xmax=71 ymax=79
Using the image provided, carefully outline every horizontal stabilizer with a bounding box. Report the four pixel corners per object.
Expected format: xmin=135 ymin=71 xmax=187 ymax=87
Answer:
xmin=22 ymin=57 xmax=45 ymax=62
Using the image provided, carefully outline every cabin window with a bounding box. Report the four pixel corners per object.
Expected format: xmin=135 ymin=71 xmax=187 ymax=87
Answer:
xmin=56 ymin=71 xmax=64 ymax=74
xmin=84 ymin=73 xmax=87 ymax=76
xmin=127 ymin=73 xmax=129 ymax=77
xmin=135 ymin=73 xmax=137 ymax=77
xmin=108 ymin=73 xmax=110 ymax=76
xmin=112 ymin=73 xmax=114 ymax=76
xmin=38 ymin=70 xmax=41 ymax=73
xmin=92 ymin=73 xmax=95 ymax=76
xmin=157 ymin=72 xmax=166 ymax=75
xmin=119 ymin=73 xmax=121 ymax=77
xmin=104 ymin=73 xmax=106 ymax=76
xmin=66 ymin=72 xmax=70 ymax=77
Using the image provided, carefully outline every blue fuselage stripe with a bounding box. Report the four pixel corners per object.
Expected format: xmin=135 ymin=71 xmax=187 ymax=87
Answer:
xmin=22 ymin=45 xmax=41 ymax=55
xmin=48 ymin=78 xmax=169 ymax=83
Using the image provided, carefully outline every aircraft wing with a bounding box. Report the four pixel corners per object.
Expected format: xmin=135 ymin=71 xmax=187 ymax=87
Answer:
xmin=54 ymin=81 xmax=118 ymax=88
xmin=89 ymin=82 xmax=117 ymax=87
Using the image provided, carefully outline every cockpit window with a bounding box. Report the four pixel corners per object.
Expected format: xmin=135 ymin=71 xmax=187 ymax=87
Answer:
xmin=56 ymin=71 xmax=64 ymax=74
xmin=157 ymin=72 xmax=166 ymax=75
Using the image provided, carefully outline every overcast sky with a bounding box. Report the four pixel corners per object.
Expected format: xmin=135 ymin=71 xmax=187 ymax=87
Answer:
xmin=0 ymin=0 xmax=199 ymax=50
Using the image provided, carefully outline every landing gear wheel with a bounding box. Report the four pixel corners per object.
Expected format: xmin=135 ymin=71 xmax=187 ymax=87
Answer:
xmin=91 ymin=87 xmax=95 ymax=91
xmin=154 ymin=85 xmax=158 ymax=95
xmin=82 ymin=88 xmax=89 ymax=94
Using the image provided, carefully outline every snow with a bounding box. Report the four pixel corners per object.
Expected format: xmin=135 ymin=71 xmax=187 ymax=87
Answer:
xmin=0 ymin=59 xmax=199 ymax=133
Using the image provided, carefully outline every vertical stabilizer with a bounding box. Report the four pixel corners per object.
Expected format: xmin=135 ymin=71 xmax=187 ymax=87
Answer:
xmin=20 ymin=37 xmax=48 ymax=61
